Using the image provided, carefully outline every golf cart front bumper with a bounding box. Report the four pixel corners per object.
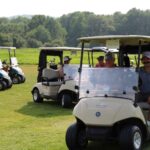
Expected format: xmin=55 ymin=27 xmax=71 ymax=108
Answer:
xmin=86 ymin=126 xmax=113 ymax=140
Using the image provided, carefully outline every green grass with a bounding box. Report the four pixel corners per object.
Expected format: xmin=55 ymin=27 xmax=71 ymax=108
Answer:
xmin=0 ymin=65 xmax=150 ymax=150
xmin=0 ymin=48 xmax=138 ymax=67
xmin=0 ymin=48 xmax=106 ymax=65
xmin=0 ymin=48 xmax=149 ymax=150
xmin=0 ymin=48 xmax=40 ymax=65
xmin=0 ymin=65 xmax=73 ymax=150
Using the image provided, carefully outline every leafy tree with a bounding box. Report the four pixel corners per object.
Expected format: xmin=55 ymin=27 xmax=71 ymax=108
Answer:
xmin=46 ymin=17 xmax=67 ymax=45
xmin=26 ymin=25 xmax=51 ymax=43
xmin=0 ymin=33 xmax=13 ymax=46
xmin=50 ymin=39 xmax=65 ymax=47
xmin=27 ymin=38 xmax=42 ymax=48
xmin=28 ymin=15 xmax=47 ymax=30
xmin=13 ymin=35 xmax=26 ymax=48
xmin=0 ymin=9 xmax=150 ymax=48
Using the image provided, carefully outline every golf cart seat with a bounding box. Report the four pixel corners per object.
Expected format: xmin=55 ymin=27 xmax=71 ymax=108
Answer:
xmin=42 ymin=68 xmax=60 ymax=81
xmin=11 ymin=57 xmax=18 ymax=66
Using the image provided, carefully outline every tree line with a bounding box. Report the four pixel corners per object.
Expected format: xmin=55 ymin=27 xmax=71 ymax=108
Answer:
xmin=0 ymin=8 xmax=150 ymax=48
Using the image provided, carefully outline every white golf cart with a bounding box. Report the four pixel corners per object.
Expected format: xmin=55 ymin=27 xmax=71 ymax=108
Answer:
xmin=0 ymin=47 xmax=25 ymax=84
xmin=66 ymin=35 xmax=150 ymax=150
xmin=0 ymin=59 xmax=12 ymax=90
xmin=31 ymin=47 xmax=87 ymax=108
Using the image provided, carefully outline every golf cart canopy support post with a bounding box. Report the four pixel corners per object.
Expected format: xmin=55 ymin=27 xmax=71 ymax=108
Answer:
xmin=137 ymin=40 xmax=142 ymax=69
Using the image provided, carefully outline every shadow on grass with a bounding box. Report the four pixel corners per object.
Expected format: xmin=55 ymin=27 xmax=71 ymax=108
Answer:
xmin=16 ymin=100 xmax=73 ymax=118
xmin=86 ymin=140 xmax=150 ymax=150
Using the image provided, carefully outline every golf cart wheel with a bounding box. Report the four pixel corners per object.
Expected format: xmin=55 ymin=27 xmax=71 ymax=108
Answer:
xmin=3 ymin=79 xmax=12 ymax=89
xmin=32 ymin=88 xmax=43 ymax=103
xmin=119 ymin=125 xmax=142 ymax=150
xmin=0 ymin=81 xmax=6 ymax=91
xmin=21 ymin=76 xmax=26 ymax=83
xmin=61 ymin=93 xmax=72 ymax=108
xmin=12 ymin=76 xmax=21 ymax=84
xmin=8 ymin=82 xmax=12 ymax=88
xmin=18 ymin=75 xmax=25 ymax=83
xmin=66 ymin=122 xmax=88 ymax=150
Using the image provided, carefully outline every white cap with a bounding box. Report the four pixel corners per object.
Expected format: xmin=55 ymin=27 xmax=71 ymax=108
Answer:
xmin=142 ymin=51 xmax=150 ymax=59
xmin=64 ymin=56 xmax=71 ymax=61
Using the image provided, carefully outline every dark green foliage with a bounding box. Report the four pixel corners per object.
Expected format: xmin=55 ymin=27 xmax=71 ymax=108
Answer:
xmin=0 ymin=8 xmax=150 ymax=47
xmin=26 ymin=38 xmax=42 ymax=48
xmin=0 ymin=33 xmax=13 ymax=46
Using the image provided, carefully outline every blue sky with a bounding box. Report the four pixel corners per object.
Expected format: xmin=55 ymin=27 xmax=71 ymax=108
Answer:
xmin=1 ymin=0 xmax=150 ymax=17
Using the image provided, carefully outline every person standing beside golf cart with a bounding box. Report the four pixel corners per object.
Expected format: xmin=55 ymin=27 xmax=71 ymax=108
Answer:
xmin=95 ymin=56 xmax=105 ymax=67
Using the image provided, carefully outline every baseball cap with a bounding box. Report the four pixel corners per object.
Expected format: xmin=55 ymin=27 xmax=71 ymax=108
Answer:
xmin=64 ymin=56 xmax=72 ymax=61
xmin=105 ymin=52 xmax=115 ymax=60
xmin=142 ymin=51 xmax=150 ymax=59
xmin=97 ymin=56 xmax=104 ymax=61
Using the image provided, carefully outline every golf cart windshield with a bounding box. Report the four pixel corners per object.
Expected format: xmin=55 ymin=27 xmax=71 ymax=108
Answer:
xmin=79 ymin=68 xmax=138 ymax=100
xmin=63 ymin=64 xmax=79 ymax=81
xmin=11 ymin=57 xmax=18 ymax=66
xmin=63 ymin=64 xmax=89 ymax=81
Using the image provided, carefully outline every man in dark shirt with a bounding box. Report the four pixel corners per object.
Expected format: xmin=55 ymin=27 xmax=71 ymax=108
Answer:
xmin=139 ymin=51 xmax=150 ymax=124
xmin=139 ymin=52 xmax=150 ymax=98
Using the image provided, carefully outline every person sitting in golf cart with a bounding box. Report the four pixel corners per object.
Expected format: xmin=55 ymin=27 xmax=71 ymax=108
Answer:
xmin=64 ymin=56 xmax=71 ymax=65
xmin=2 ymin=60 xmax=9 ymax=72
xmin=138 ymin=51 xmax=150 ymax=122
xmin=51 ymin=56 xmax=71 ymax=80
xmin=95 ymin=56 xmax=105 ymax=67
xmin=105 ymin=52 xmax=116 ymax=68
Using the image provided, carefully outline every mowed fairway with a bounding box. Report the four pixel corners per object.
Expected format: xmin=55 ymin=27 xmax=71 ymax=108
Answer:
xmin=0 ymin=65 xmax=73 ymax=150
xmin=0 ymin=65 xmax=150 ymax=150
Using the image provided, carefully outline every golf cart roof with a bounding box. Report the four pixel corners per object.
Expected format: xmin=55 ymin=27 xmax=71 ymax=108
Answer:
xmin=39 ymin=47 xmax=91 ymax=51
xmin=0 ymin=46 xmax=16 ymax=50
xmin=79 ymin=35 xmax=150 ymax=54
xmin=79 ymin=35 xmax=150 ymax=45
xmin=38 ymin=47 xmax=91 ymax=60
xmin=92 ymin=47 xmax=119 ymax=53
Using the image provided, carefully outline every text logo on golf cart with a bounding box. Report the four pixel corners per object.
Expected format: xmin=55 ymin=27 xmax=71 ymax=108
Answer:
xmin=95 ymin=112 xmax=101 ymax=117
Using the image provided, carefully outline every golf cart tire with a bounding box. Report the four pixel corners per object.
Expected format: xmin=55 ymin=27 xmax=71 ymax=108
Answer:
xmin=3 ymin=80 xmax=8 ymax=89
xmin=18 ymin=75 xmax=23 ymax=83
xmin=18 ymin=75 xmax=25 ymax=83
xmin=61 ymin=93 xmax=72 ymax=108
xmin=0 ymin=80 xmax=6 ymax=91
xmin=66 ymin=122 xmax=88 ymax=150
xmin=32 ymin=88 xmax=43 ymax=103
xmin=119 ymin=125 xmax=142 ymax=150
xmin=12 ymin=75 xmax=22 ymax=84
xmin=4 ymin=79 xmax=12 ymax=89
xmin=21 ymin=76 xmax=26 ymax=83
xmin=7 ymin=82 xmax=12 ymax=88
